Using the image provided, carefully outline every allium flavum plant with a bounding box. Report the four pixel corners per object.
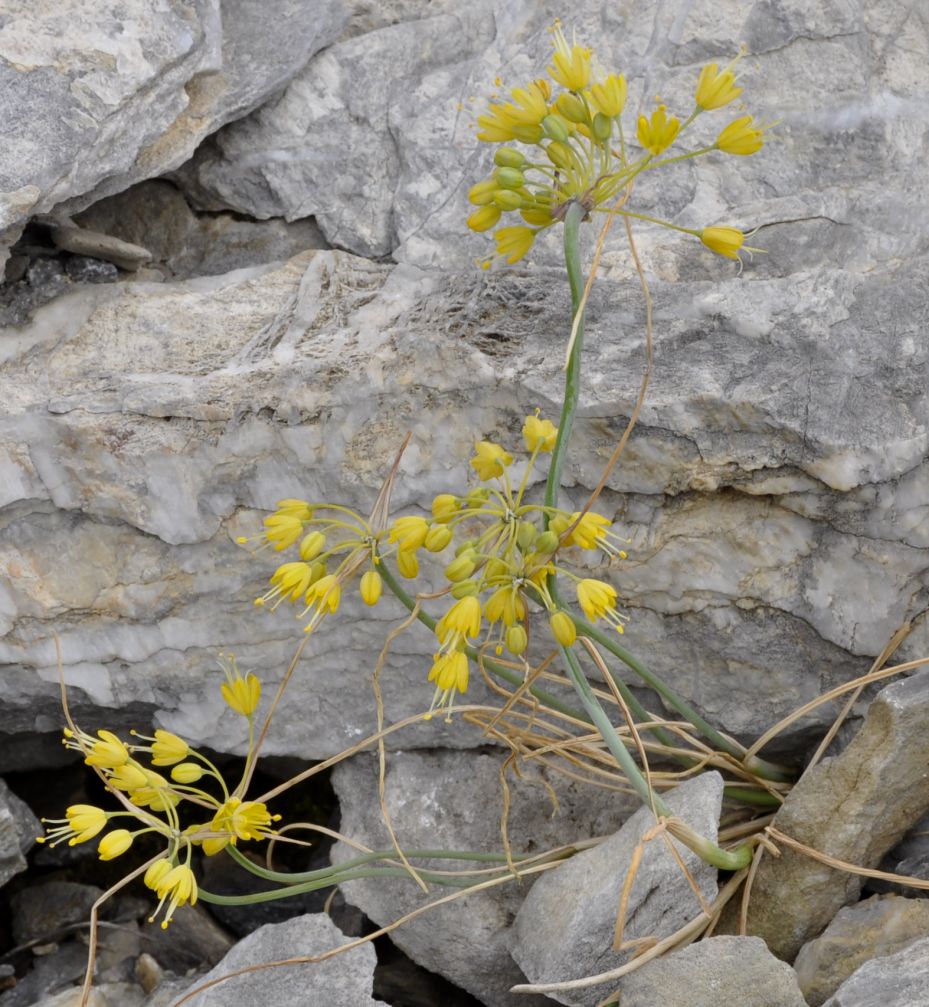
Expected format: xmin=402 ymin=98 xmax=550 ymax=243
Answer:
xmin=46 ymin=25 xmax=794 ymax=1000
xmin=468 ymin=22 xmax=770 ymax=264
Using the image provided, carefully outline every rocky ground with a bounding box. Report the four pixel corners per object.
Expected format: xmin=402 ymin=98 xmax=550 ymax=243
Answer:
xmin=2 ymin=0 xmax=929 ymax=1005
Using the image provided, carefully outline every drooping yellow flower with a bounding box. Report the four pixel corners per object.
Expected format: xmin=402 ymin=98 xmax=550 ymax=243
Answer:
xmin=470 ymin=441 xmax=513 ymax=480
xmin=716 ymin=115 xmax=765 ymax=155
xmin=522 ymin=414 xmax=558 ymax=452
xmin=636 ymin=105 xmax=680 ymax=156
xmin=426 ymin=651 xmax=470 ymax=715
xmin=262 ymin=512 xmax=305 ymax=551
xmin=150 ymin=730 xmax=189 ymax=767
xmin=483 ymin=585 xmax=526 ymax=627
xmin=360 ymin=570 xmax=383 ymax=606
xmin=550 ymin=610 xmax=577 ymax=647
xmin=98 ymin=829 xmax=134 ymax=861
xmin=151 ymin=864 xmax=198 ymax=929
xmin=588 ymin=73 xmax=627 ymax=118
xmin=548 ymin=22 xmax=592 ymax=91
xmin=128 ymin=771 xmax=180 ymax=812
xmin=221 ymin=669 xmax=262 ymax=717
xmin=436 ymin=595 xmax=482 ymax=650
xmin=84 ymin=730 xmax=130 ymax=769
xmin=494 ymin=225 xmax=536 ymax=264
xmin=144 ymin=858 xmax=173 ymax=892
xmin=255 ymin=561 xmax=315 ymax=608
xmin=701 ymin=226 xmax=746 ymax=259
xmin=108 ymin=762 xmax=151 ymax=792
xmin=38 ymin=804 xmax=108 ymax=847
xmin=274 ymin=499 xmax=313 ymax=520
xmin=389 ymin=515 xmax=430 ymax=551
xmin=302 ymin=574 xmax=342 ymax=626
xmin=396 ymin=548 xmax=419 ymax=579
xmin=695 ymin=61 xmax=742 ymax=110
xmin=201 ymin=797 xmax=280 ymax=855
xmin=576 ymin=578 xmax=619 ymax=620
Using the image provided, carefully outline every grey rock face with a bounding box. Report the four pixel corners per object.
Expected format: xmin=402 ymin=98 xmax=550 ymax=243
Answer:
xmin=510 ymin=773 xmax=723 ymax=1007
xmin=612 ymin=936 xmax=808 ymax=1007
xmin=180 ymin=913 xmax=386 ymax=1007
xmin=0 ymin=0 xmax=346 ymax=246
xmin=1 ymin=241 xmax=928 ymax=758
xmin=795 ymin=895 xmax=929 ymax=1006
xmin=332 ymin=748 xmax=640 ymax=1007
xmin=734 ymin=673 xmax=929 ymax=961
xmin=0 ymin=777 xmax=39 ymax=887
xmin=823 ymin=933 xmax=929 ymax=1007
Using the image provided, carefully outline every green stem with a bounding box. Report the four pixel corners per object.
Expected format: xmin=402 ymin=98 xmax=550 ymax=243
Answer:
xmin=563 ymin=645 xmax=752 ymax=871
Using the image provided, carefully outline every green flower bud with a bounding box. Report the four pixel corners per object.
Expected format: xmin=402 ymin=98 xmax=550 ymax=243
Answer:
xmin=451 ymin=578 xmax=480 ymax=599
xmin=494 ymin=147 xmax=527 ymax=169
xmin=535 ymin=530 xmax=560 ymax=554
xmin=513 ymin=123 xmax=544 ymax=144
xmin=546 ymin=140 xmax=577 ymax=172
xmin=555 ymin=93 xmax=589 ymax=124
xmin=493 ymin=189 xmax=524 ymax=211
xmin=484 ymin=557 xmax=509 ymax=581
xmin=465 ymin=488 xmax=490 ymax=507
xmin=542 ymin=113 xmax=570 ymax=142
xmin=593 ymin=112 xmax=613 ymax=143
xmin=516 ymin=520 xmax=538 ymax=552
xmin=494 ymin=167 xmax=526 ymax=190
xmin=455 ymin=538 xmax=478 ymax=557
xmin=506 ymin=625 xmax=528 ymax=656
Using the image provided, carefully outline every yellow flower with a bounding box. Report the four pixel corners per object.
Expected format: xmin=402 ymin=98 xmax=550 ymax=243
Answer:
xmin=588 ymin=73 xmax=627 ymax=118
xmin=201 ymin=797 xmax=280 ymax=855
xmin=151 ymin=864 xmax=198 ymax=929
xmin=360 ymin=570 xmax=383 ymax=606
xmin=128 ymin=771 xmax=180 ymax=812
xmin=548 ymin=23 xmax=591 ymax=91
xmin=109 ymin=762 xmax=151 ymax=792
xmin=171 ymin=762 xmax=204 ymax=784
xmin=576 ymin=578 xmax=618 ymax=621
xmin=695 ymin=61 xmax=742 ymax=110
xmin=262 ymin=512 xmax=305 ymax=551
xmin=428 ymin=650 xmax=469 ymax=693
xmin=494 ymin=225 xmax=536 ymax=264
xmin=522 ymin=414 xmax=558 ymax=452
xmin=436 ymin=595 xmax=482 ymax=650
xmin=221 ymin=670 xmax=262 ymax=717
xmin=483 ymin=586 xmax=526 ymax=627
xmin=150 ymin=730 xmax=189 ymax=767
xmin=39 ymin=805 xmax=108 ymax=847
xmin=274 ymin=499 xmax=313 ymax=520
xmin=550 ymin=610 xmax=577 ymax=647
xmin=396 ymin=548 xmax=419 ymax=579
xmin=716 ymin=115 xmax=765 ymax=155
xmin=144 ymin=858 xmax=173 ymax=891
xmin=701 ymin=226 xmax=745 ymax=259
xmin=637 ymin=105 xmax=680 ymax=156
xmin=255 ymin=561 xmax=315 ymax=608
xmin=84 ymin=730 xmax=130 ymax=769
xmin=467 ymin=205 xmax=502 ymax=233
xmin=301 ymin=576 xmax=342 ymax=628
xmin=389 ymin=515 xmax=430 ymax=551
xmin=470 ymin=441 xmax=513 ymax=480
xmin=98 ymin=829 xmax=133 ymax=861
xmin=508 ymin=82 xmax=550 ymax=125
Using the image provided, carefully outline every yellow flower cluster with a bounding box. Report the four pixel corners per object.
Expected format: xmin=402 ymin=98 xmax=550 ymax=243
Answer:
xmin=39 ymin=659 xmax=279 ymax=928
xmin=468 ymin=24 xmax=772 ymax=264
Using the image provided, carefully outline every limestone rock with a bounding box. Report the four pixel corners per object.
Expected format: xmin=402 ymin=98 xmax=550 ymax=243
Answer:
xmin=1 ymin=244 xmax=928 ymax=760
xmin=180 ymin=914 xmax=387 ymax=1007
xmin=612 ymin=936 xmax=808 ymax=1007
xmin=332 ymin=748 xmax=640 ymax=1007
xmin=510 ymin=773 xmax=723 ymax=1007
xmin=823 ymin=933 xmax=929 ymax=1007
xmin=0 ymin=0 xmax=347 ymax=250
xmin=732 ymin=673 xmax=929 ymax=960
xmin=795 ymin=895 xmax=929 ymax=1006
xmin=0 ymin=777 xmax=40 ymax=887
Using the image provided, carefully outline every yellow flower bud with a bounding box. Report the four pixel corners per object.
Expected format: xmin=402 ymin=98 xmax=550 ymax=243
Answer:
xmin=493 ymin=189 xmax=524 ymax=211
xmin=445 ymin=551 xmax=476 ymax=582
xmin=468 ymin=179 xmax=498 ymax=205
xmin=700 ymin=226 xmax=746 ymax=259
xmin=432 ymin=494 xmax=459 ymax=522
xmin=506 ymin=625 xmax=528 ymax=656
xmin=467 ymin=205 xmax=502 ymax=233
xmin=424 ymin=524 xmax=453 ymax=552
xmin=451 ymin=579 xmax=479 ymax=599
xmin=171 ymin=762 xmax=205 ymax=784
xmin=494 ymin=147 xmax=526 ymax=169
xmin=299 ymin=530 xmax=326 ymax=561
xmin=550 ymin=610 xmax=577 ymax=647
xmin=396 ymin=548 xmax=419 ymax=579
xmin=98 ymin=829 xmax=134 ymax=861
xmin=360 ymin=570 xmax=383 ymax=606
